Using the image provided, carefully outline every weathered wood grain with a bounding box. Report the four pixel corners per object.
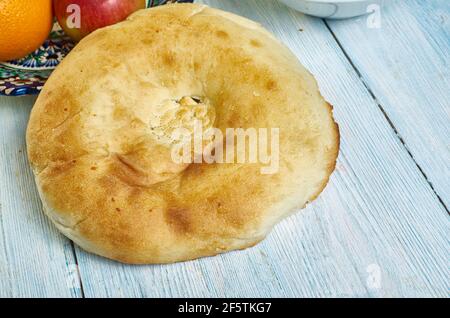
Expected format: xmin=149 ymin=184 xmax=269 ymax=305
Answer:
xmin=326 ymin=0 xmax=450 ymax=207
xmin=0 ymin=96 xmax=82 ymax=297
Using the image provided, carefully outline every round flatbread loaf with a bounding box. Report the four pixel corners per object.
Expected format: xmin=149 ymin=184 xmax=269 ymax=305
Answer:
xmin=27 ymin=3 xmax=339 ymax=264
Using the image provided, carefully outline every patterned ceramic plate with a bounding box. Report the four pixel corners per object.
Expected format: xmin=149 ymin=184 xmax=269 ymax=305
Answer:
xmin=0 ymin=0 xmax=193 ymax=96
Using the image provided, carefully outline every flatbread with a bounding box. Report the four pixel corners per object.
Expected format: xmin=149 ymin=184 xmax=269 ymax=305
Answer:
xmin=26 ymin=3 xmax=339 ymax=264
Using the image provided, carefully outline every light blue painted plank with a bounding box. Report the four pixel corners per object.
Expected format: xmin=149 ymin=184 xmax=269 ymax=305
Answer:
xmin=0 ymin=96 xmax=82 ymax=297
xmin=325 ymin=0 xmax=450 ymax=207
xmin=71 ymin=0 xmax=449 ymax=297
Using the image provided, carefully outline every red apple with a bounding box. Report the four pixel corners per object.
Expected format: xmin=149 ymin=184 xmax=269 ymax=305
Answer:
xmin=54 ymin=0 xmax=146 ymax=42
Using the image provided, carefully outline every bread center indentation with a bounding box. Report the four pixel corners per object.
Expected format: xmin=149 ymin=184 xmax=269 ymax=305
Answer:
xmin=149 ymin=95 xmax=216 ymax=147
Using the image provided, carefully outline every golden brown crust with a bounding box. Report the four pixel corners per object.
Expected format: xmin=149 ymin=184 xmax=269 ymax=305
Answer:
xmin=27 ymin=3 xmax=339 ymax=264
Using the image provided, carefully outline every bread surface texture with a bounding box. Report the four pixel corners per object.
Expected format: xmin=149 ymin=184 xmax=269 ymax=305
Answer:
xmin=26 ymin=3 xmax=339 ymax=264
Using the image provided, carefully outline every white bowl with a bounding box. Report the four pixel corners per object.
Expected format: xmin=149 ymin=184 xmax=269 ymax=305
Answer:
xmin=278 ymin=0 xmax=383 ymax=19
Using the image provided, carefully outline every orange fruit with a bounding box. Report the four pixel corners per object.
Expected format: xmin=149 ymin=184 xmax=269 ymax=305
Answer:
xmin=0 ymin=0 xmax=53 ymax=61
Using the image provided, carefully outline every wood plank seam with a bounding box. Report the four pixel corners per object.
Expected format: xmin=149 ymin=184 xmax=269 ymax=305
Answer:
xmin=70 ymin=240 xmax=86 ymax=297
xmin=322 ymin=20 xmax=449 ymax=214
xmin=0 ymin=202 xmax=14 ymax=297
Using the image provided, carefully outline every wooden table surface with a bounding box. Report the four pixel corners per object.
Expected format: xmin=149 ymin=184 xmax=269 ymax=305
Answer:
xmin=0 ymin=0 xmax=448 ymax=297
